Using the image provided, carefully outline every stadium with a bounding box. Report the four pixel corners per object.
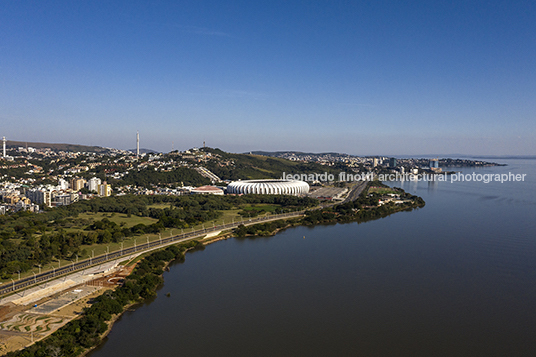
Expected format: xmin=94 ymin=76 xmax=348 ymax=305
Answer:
xmin=226 ymin=179 xmax=309 ymax=196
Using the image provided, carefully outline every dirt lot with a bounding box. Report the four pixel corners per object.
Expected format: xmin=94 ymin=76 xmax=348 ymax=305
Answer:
xmin=0 ymin=266 xmax=134 ymax=355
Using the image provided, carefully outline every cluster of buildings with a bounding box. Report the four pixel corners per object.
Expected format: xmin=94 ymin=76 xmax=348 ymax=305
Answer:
xmin=0 ymin=177 xmax=112 ymax=214
xmin=266 ymin=151 xmax=366 ymax=166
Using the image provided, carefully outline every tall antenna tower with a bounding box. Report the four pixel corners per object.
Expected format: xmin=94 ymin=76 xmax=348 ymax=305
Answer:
xmin=136 ymin=131 xmax=140 ymax=158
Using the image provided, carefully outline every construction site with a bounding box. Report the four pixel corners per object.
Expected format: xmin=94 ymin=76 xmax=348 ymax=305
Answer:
xmin=0 ymin=260 xmax=134 ymax=354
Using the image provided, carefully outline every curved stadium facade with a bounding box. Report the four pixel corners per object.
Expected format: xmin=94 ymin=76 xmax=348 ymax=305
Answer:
xmin=226 ymin=179 xmax=309 ymax=196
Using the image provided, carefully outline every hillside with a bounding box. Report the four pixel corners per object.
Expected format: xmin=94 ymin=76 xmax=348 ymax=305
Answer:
xmin=199 ymin=148 xmax=344 ymax=181
xmin=5 ymin=140 xmax=112 ymax=153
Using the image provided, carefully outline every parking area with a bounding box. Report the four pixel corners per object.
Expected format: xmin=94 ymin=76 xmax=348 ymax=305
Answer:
xmin=32 ymin=286 xmax=101 ymax=315
xmin=308 ymin=187 xmax=348 ymax=200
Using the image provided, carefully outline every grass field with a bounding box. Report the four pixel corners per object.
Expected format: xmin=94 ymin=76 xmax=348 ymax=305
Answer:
xmin=147 ymin=203 xmax=173 ymax=209
xmin=77 ymin=212 xmax=158 ymax=228
xmin=368 ymin=187 xmax=399 ymax=195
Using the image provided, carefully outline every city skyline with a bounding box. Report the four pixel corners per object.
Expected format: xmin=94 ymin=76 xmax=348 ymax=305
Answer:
xmin=1 ymin=1 xmax=535 ymax=156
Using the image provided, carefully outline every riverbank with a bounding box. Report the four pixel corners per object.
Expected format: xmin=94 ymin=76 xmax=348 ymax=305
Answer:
xmin=6 ymin=184 xmax=425 ymax=357
xmin=4 ymin=241 xmax=204 ymax=357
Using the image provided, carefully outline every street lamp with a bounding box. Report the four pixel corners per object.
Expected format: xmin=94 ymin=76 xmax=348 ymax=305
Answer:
xmin=120 ymin=242 xmax=123 ymax=255
xmin=17 ymin=271 xmax=20 ymax=280
xmin=33 ymin=271 xmax=37 ymax=284
xmin=11 ymin=278 xmax=15 ymax=291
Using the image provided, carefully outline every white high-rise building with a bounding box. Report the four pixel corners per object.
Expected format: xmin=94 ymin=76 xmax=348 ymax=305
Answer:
xmin=2 ymin=137 xmax=6 ymax=157
xmin=58 ymin=178 xmax=70 ymax=190
xmin=87 ymin=177 xmax=102 ymax=193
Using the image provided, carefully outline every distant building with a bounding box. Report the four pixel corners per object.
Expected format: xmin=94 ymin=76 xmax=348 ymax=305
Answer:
xmin=70 ymin=177 xmax=87 ymax=191
xmin=53 ymin=194 xmax=72 ymax=206
xmin=373 ymin=158 xmax=378 ymax=167
xmin=58 ymin=178 xmax=70 ymax=190
xmin=191 ymin=185 xmax=224 ymax=195
xmin=389 ymin=158 xmax=397 ymax=168
xmin=98 ymin=181 xmax=112 ymax=197
xmin=429 ymin=159 xmax=442 ymax=173
xmin=227 ymin=179 xmax=309 ymax=196
xmin=87 ymin=177 xmax=102 ymax=193
xmin=15 ymin=199 xmax=39 ymax=212
xmin=27 ymin=188 xmax=53 ymax=207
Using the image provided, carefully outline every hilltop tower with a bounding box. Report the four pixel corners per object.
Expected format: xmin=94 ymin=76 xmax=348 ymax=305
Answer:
xmin=136 ymin=131 xmax=140 ymax=158
xmin=2 ymin=137 xmax=5 ymax=157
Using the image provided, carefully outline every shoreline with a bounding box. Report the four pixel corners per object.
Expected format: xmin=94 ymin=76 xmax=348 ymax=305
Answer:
xmin=7 ymin=187 xmax=425 ymax=356
xmin=82 ymin=202 xmax=424 ymax=355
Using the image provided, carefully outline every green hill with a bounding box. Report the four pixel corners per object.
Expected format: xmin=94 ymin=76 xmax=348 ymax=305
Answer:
xmin=199 ymin=147 xmax=343 ymax=181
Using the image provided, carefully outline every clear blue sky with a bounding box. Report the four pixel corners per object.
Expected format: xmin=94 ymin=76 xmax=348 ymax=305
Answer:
xmin=1 ymin=0 xmax=535 ymax=155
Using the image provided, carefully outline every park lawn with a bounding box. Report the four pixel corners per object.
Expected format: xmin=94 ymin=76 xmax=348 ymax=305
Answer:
xmin=240 ymin=204 xmax=279 ymax=213
xmin=147 ymin=203 xmax=173 ymax=209
xmin=368 ymin=187 xmax=399 ymax=195
xmin=77 ymin=212 xmax=158 ymax=228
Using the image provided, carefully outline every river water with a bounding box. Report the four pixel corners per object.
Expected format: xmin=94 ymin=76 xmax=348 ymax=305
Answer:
xmin=89 ymin=159 xmax=536 ymax=357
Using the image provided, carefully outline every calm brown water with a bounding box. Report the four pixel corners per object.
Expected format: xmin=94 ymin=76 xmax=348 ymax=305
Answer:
xmin=89 ymin=159 xmax=536 ymax=356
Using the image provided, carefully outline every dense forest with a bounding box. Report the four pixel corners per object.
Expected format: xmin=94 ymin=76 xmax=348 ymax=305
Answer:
xmin=112 ymin=167 xmax=210 ymax=187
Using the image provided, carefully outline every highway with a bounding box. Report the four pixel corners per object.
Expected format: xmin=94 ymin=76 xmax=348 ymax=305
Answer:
xmin=0 ymin=210 xmax=305 ymax=297
xmin=343 ymin=181 xmax=369 ymax=203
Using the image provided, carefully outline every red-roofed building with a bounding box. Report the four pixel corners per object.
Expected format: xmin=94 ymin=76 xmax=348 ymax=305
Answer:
xmin=191 ymin=185 xmax=224 ymax=195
